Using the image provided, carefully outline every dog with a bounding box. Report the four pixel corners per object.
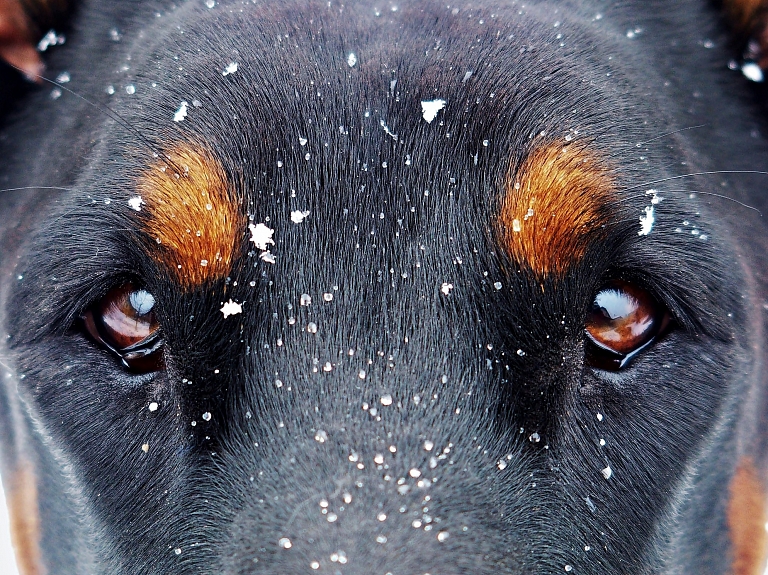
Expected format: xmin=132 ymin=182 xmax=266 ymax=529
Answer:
xmin=0 ymin=0 xmax=767 ymax=573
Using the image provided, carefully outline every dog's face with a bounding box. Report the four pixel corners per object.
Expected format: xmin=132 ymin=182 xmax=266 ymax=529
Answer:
xmin=0 ymin=1 xmax=767 ymax=574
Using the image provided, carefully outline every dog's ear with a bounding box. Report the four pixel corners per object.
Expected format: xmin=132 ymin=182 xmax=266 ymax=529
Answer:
xmin=721 ymin=0 xmax=768 ymax=68
xmin=0 ymin=0 xmax=72 ymax=80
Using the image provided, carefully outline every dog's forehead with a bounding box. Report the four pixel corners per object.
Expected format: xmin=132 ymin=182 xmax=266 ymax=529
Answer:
xmin=118 ymin=0 xmax=634 ymax=289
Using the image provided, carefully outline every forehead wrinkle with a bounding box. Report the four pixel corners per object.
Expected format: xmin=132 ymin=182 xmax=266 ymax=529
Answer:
xmin=136 ymin=143 xmax=243 ymax=287
xmin=498 ymin=143 xmax=615 ymax=278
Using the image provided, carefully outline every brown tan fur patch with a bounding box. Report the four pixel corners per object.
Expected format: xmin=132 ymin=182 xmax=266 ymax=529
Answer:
xmin=728 ymin=457 xmax=768 ymax=575
xmin=498 ymin=144 xmax=614 ymax=278
xmin=137 ymin=144 xmax=242 ymax=287
xmin=7 ymin=460 xmax=44 ymax=575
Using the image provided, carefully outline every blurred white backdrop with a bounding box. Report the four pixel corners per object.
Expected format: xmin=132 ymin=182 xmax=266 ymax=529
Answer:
xmin=0 ymin=483 xmax=19 ymax=575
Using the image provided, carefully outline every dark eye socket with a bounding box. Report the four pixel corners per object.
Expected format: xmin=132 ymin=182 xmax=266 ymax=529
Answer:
xmin=585 ymin=280 xmax=670 ymax=370
xmin=82 ymin=283 xmax=164 ymax=373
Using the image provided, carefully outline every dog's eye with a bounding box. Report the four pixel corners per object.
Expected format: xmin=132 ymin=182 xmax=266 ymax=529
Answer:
xmin=82 ymin=284 xmax=163 ymax=372
xmin=585 ymin=280 xmax=669 ymax=370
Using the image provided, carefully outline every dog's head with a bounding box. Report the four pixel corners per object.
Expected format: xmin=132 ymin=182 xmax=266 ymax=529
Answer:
xmin=1 ymin=1 xmax=767 ymax=574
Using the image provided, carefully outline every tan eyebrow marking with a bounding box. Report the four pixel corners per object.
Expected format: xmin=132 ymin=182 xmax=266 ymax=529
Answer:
xmin=728 ymin=457 xmax=768 ymax=575
xmin=498 ymin=144 xmax=614 ymax=278
xmin=137 ymin=143 xmax=243 ymax=287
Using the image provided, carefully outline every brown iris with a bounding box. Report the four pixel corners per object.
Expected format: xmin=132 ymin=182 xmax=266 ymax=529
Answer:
xmin=585 ymin=280 xmax=669 ymax=370
xmin=82 ymin=284 xmax=163 ymax=372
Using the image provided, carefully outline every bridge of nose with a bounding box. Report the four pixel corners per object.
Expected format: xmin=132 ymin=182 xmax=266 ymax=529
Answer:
xmin=212 ymin=402 xmax=533 ymax=575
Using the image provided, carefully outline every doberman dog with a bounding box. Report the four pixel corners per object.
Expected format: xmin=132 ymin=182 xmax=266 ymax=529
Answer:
xmin=0 ymin=0 xmax=767 ymax=573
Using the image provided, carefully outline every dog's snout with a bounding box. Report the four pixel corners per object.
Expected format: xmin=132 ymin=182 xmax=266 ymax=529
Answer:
xmin=217 ymin=427 xmax=524 ymax=574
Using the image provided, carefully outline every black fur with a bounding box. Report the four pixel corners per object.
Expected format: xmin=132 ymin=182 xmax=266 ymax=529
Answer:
xmin=1 ymin=1 xmax=767 ymax=573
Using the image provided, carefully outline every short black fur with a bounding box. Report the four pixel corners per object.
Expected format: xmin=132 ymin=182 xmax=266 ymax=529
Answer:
xmin=1 ymin=1 xmax=767 ymax=574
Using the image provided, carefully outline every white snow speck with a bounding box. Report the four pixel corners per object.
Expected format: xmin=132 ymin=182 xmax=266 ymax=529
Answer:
xmin=347 ymin=52 xmax=358 ymax=67
xmin=220 ymin=299 xmax=243 ymax=318
xmin=259 ymin=251 xmax=276 ymax=264
xmin=638 ymin=206 xmax=655 ymax=236
xmin=37 ymin=29 xmax=65 ymax=52
xmin=173 ymin=101 xmax=188 ymax=122
xmin=646 ymin=189 xmax=663 ymax=205
xmin=278 ymin=537 xmax=292 ymax=549
xmin=148 ymin=402 xmax=158 ymax=412
xmin=638 ymin=190 xmax=662 ymax=236
xmin=379 ymin=119 xmax=398 ymax=141
xmin=249 ymin=223 xmax=275 ymax=250
xmin=222 ymin=62 xmax=238 ymax=76
xmin=601 ymin=466 xmax=613 ymax=479
xmin=291 ymin=210 xmax=310 ymax=223
xmin=742 ymin=62 xmax=764 ymax=82
xmin=421 ymin=99 xmax=447 ymax=123
xmin=314 ymin=430 xmax=328 ymax=443
xmin=128 ymin=196 xmax=144 ymax=211
xmin=440 ymin=282 xmax=454 ymax=295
